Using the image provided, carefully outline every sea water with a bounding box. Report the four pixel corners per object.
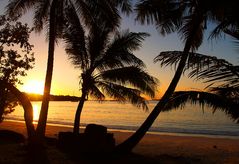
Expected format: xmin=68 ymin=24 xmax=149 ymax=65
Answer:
xmin=4 ymin=101 xmax=239 ymax=138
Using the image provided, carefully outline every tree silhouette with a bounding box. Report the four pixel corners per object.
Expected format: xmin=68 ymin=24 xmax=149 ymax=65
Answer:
xmin=0 ymin=15 xmax=34 ymax=122
xmin=5 ymin=0 xmax=133 ymax=141
xmin=116 ymin=0 xmax=239 ymax=153
xmin=63 ymin=6 xmax=158 ymax=134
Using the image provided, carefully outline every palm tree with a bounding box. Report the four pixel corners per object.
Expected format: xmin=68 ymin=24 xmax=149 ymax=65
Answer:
xmin=63 ymin=7 xmax=158 ymax=134
xmin=5 ymin=0 xmax=132 ymax=140
xmin=0 ymin=80 xmax=35 ymax=138
xmin=0 ymin=15 xmax=35 ymax=139
xmin=153 ymin=50 xmax=239 ymax=121
xmin=159 ymin=54 xmax=239 ymax=121
xmin=6 ymin=0 xmax=68 ymax=141
xmin=154 ymin=50 xmax=239 ymax=87
xmin=163 ymin=89 xmax=239 ymax=122
xmin=116 ymin=0 xmax=239 ymax=152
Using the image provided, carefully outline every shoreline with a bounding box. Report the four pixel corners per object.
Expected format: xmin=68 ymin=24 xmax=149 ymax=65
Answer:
xmin=5 ymin=119 xmax=239 ymax=140
xmin=1 ymin=120 xmax=239 ymax=163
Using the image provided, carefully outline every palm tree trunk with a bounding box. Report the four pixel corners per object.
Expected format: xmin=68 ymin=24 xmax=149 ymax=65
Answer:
xmin=36 ymin=0 xmax=57 ymax=140
xmin=0 ymin=87 xmax=7 ymax=120
xmin=73 ymin=89 xmax=87 ymax=134
xmin=0 ymin=80 xmax=35 ymax=138
xmin=115 ymin=49 xmax=189 ymax=153
xmin=115 ymin=10 xmax=205 ymax=153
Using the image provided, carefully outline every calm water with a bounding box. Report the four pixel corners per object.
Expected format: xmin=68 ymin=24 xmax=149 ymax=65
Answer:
xmin=4 ymin=101 xmax=239 ymax=138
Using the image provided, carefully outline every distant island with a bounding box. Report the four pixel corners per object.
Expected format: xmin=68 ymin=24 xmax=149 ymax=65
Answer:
xmin=24 ymin=92 xmax=80 ymax=101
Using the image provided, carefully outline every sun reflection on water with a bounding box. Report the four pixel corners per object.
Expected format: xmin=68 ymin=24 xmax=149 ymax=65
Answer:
xmin=33 ymin=104 xmax=40 ymax=121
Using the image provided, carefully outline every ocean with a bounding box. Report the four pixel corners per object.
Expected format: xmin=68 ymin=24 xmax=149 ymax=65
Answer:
xmin=4 ymin=101 xmax=239 ymax=138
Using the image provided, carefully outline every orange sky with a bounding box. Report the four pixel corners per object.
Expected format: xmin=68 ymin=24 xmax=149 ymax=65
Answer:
xmin=1 ymin=1 xmax=238 ymax=99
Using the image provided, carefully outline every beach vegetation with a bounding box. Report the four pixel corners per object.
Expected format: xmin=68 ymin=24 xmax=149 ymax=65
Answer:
xmin=116 ymin=0 xmax=239 ymax=153
xmin=63 ymin=5 xmax=158 ymax=134
xmin=158 ymin=53 xmax=239 ymax=122
xmin=6 ymin=0 xmax=69 ymax=141
xmin=0 ymin=15 xmax=34 ymax=123
xmin=5 ymin=0 xmax=133 ymax=143
xmin=152 ymin=19 xmax=239 ymax=120
xmin=158 ymin=29 xmax=239 ymax=122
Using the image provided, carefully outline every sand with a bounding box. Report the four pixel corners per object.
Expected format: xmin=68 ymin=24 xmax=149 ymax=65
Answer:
xmin=1 ymin=121 xmax=239 ymax=163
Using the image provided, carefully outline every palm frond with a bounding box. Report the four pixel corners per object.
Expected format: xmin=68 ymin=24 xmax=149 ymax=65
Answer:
xmin=87 ymin=23 xmax=111 ymax=66
xmin=95 ymin=31 xmax=149 ymax=70
xmin=154 ymin=51 xmax=239 ymax=87
xmin=115 ymin=0 xmax=132 ymax=15
xmin=113 ymin=30 xmax=150 ymax=52
xmin=179 ymin=12 xmax=205 ymax=51
xmin=194 ymin=64 xmax=239 ymax=88
xmin=88 ymin=85 xmax=105 ymax=101
xmin=6 ymin=0 xmax=38 ymax=19
xmin=154 ymin=51 xmax=182 ymax=68
xmin=135 ymin=0 xmax=184 ymax=35
xmin=209 ymin=86 xmax=239 ymax=101
xmin=209 ymin=21 xmax=231 ymax=40
xmin=98 ymin=66 xmax=158 ymax=98
xmin=77 ymin=0 xmax=120 ymax=32
xmin=223 ymin=28 xmax=239 ymax=40
xmin=73 ymin=0 xmax=93 ymax=27
xmin=208 ymin=0 xmax=239 ymax=40
xmin=97 ymin=81 xmax=149 ymax=110
xmin=163 ymin=91 xmax=239 ymax=122
xmin=33 ymin=0 xmax=50 ymax=32
xmin=63 ymin=3 xmax=88 ymax=70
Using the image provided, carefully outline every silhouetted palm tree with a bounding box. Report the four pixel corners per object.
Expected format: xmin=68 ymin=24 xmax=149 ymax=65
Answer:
xmin=6 ymin=0 xmax=133 ymax=140
xmin=6 ymin=0 xmax=69 ymax=140
xmin=116 ymin=0 xmax=239 ymax=152
xmin=161 ymin=59 xmax=239 ymax=121
xmin=154 ymin=50 xmax=239 ymax=87
xmin=163 ymin=89 xmax=239 ymax=122
xmin=0 ymin=80 xmax=35 ymax=138
xmin=154 ymin=51 xmax=239 ymax=121
xmin=64 ymin=7 xmax=158 ymax=134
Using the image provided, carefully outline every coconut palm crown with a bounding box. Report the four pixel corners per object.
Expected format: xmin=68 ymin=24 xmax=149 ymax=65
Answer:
xmin=5 ymin=0 xmax=133 ymax=139
xmin=154 ymin=48 xmax=239 ymax=122
xmin=63 ymin=7 xmax=158 ymax=134
xmin=115 ymin=0 xmax=239 ymax=153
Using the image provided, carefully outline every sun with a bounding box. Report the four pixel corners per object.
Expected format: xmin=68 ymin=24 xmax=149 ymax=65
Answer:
xmin=21 ymin=80 xmax=44 ymax=94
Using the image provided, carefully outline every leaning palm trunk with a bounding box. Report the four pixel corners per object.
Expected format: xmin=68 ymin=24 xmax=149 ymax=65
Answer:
xmin=115 ymin=20 xmax=203 ymax=152
xmin=115 ymin=48 xmax=189 ymax=153
xmin=115 ymin=4 xmax=207 ymax=152
xmin=36 ymin=0 xmax=57 ymax=140
xmin=0 ymin=80 xmax=35 ymax=139
xmin=73 ymin=89 xmax=87 ymax=134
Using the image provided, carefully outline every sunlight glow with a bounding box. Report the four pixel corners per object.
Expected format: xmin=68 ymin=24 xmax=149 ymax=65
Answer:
xmin=22 ymin=80 xmax=44 ymax=94
xmin=33 ymin=104 xmax=40 ymax=121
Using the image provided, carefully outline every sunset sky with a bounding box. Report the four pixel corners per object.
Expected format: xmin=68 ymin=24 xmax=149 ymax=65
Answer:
xmin=0 ymin=1 xmax=238 ymax=98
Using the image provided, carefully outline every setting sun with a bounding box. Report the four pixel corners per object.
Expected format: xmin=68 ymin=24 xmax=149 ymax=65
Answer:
xmin=21 ymin=80 xmax=44 ymax=94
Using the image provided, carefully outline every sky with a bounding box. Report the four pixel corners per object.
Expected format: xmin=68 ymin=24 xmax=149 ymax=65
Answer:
xmin=0 ymin=1 xmax=238 ymax=99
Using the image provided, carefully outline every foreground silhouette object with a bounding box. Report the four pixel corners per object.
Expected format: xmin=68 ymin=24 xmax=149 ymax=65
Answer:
xmin=115 ymin=0 xmax=239 ymax=153
xmin=58 ymin=124 xmax=115 ymax=155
